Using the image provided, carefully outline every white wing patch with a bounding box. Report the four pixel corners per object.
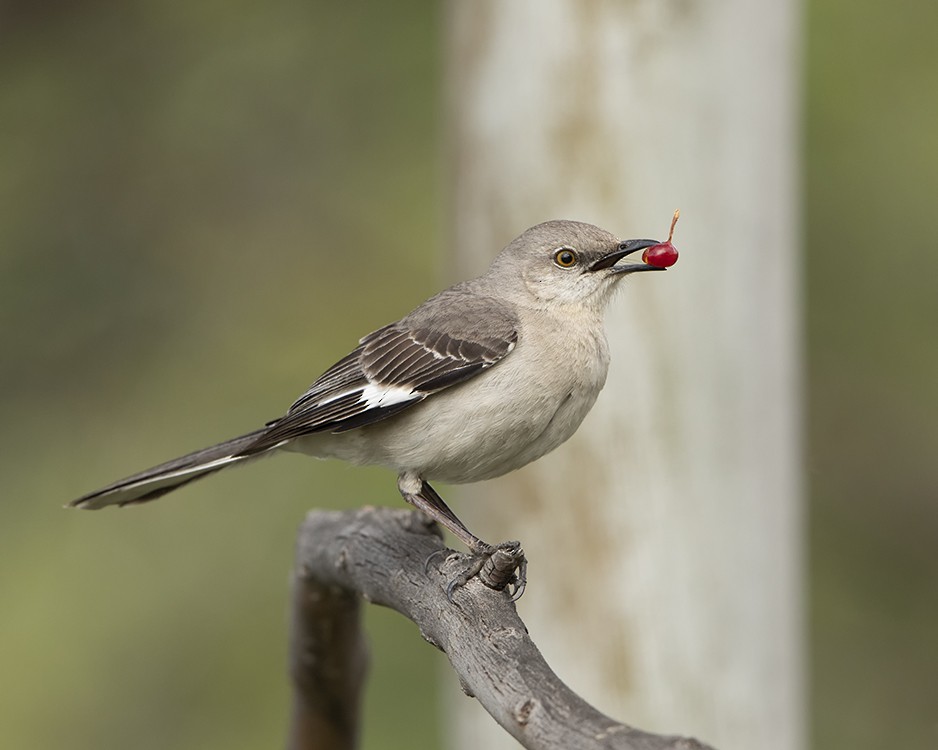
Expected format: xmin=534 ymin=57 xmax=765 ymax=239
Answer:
xmin=359 ymin=382 xmax=417 ymax=409
xmin=315 ymin=387 xmax=361 ymax=407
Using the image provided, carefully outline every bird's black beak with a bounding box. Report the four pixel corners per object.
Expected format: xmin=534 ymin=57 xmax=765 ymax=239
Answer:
xmin=589 ymin=239 xmax=664 ymax=274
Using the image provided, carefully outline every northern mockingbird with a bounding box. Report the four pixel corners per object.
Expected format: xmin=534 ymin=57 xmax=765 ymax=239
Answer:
xmin=70 ymin=220 xmax=668 ymax=593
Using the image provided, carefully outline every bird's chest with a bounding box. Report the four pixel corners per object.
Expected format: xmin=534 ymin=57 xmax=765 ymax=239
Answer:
xmin=525 ymin=311 xmax=610 ymax=399
xmin=526 ymin=323 xmax=609 ymax=439
xmin=479 ymin=314 xmax=610 ymax=458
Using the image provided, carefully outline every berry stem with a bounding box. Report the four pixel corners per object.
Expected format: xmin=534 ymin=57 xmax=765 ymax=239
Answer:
xmin=667 ymin=209 xmax=680 ymax=243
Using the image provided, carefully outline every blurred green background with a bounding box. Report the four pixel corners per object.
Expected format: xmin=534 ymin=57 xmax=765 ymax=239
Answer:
xmin=1 ymin=2 xmax=935 ymax=749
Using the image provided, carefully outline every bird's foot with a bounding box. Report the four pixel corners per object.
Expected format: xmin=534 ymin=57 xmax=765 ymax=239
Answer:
xmin=437 ymin=541 xmax=527 ymax=602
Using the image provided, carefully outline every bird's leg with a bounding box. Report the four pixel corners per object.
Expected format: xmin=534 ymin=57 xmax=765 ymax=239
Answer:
xmin=398 ymin=474 xmax=485 ymax=551
xmin=397 ymin=474 xmax=526 ymax=599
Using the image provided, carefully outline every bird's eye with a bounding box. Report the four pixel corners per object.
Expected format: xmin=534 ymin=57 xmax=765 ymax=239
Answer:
xmin=553 ymin=248 xmax=578 ymax=268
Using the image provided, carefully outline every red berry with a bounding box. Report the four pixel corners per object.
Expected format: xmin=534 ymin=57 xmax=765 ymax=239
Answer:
xmin=642 ymin=242 xmax=679 ymax=267
xmin=642 ymin=208 xmax=680 ymax=267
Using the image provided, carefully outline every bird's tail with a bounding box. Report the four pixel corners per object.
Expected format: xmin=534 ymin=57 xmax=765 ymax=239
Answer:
xmin=68 ymin=428 xmax=272 ymax=510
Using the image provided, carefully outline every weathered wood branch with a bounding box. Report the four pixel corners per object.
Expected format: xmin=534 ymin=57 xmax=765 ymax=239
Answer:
xmin=287 ymin=506 xmax=717 ymax=750
xmin=287 ymin=550 xmax=368 ymax=750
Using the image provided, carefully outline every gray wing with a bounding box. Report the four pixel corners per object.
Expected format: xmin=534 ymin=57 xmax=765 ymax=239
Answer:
xmin=238 ymin=292 xmax=518 ymax=455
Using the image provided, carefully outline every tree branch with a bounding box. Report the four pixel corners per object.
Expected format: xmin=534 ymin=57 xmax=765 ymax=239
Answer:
xmin=288 ymin=506 xmax=717 ymax=750
xmin=287 ymin=554 xmax=368 ymax=750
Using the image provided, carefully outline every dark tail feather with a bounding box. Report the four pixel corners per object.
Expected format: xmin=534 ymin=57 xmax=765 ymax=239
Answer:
xmin=69 ymin=428 xmax=272 ymax=510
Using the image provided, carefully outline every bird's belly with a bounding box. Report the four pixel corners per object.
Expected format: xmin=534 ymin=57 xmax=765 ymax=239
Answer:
xmin=483 ymin=386 xmax=600 ymax=478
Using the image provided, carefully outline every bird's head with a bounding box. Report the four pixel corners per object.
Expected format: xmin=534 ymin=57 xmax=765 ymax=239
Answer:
xmin=486 ymin=220 xmax=664 ymax=312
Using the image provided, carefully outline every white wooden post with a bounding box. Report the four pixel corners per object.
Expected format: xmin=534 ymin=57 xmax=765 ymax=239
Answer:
xmin=443 ymin=2 xmax=803 ymax=749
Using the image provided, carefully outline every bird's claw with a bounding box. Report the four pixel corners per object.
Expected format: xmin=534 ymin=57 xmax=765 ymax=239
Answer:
xmin=441 ymin=541 xmax=527 ymax=602
xmin=424 ymin=547 xmax=453 ymax=574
